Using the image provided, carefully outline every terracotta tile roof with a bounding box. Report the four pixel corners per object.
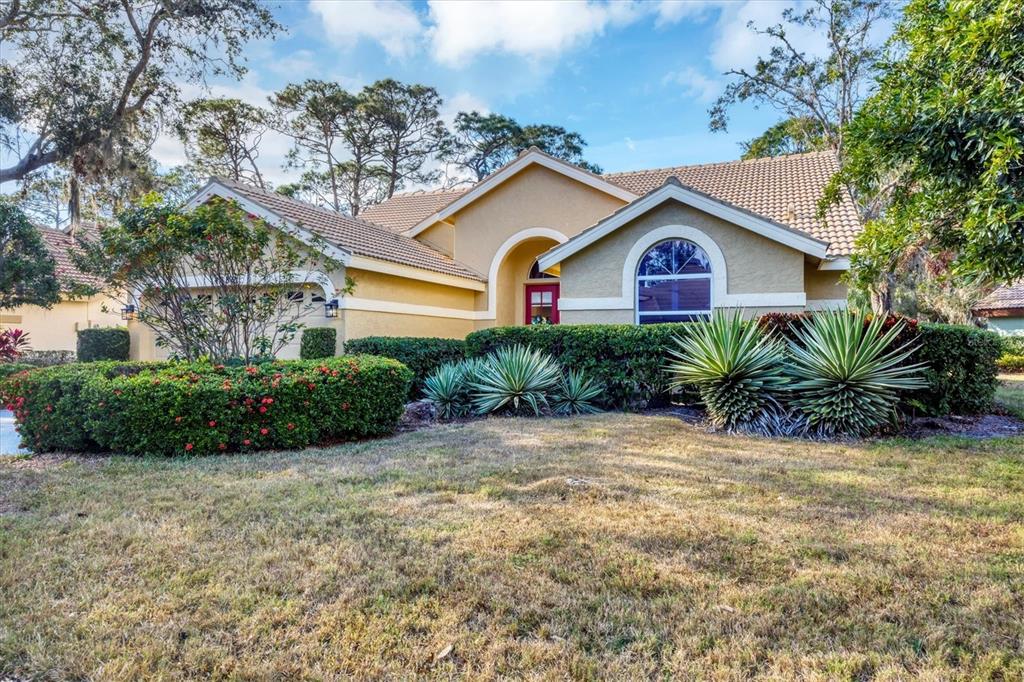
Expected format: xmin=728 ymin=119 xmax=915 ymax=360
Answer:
xmin=360 ymin=187 xmax=469 ymax=233
xmin=975 ymin=281 xmax=1024 ymax=312
xmin=212 ymin=178 xmax=484 ymax=281
xmin=603 ymin=151 xmax=860 ymax=257
xmin=37 ymin=226 xmax=106 ymax=289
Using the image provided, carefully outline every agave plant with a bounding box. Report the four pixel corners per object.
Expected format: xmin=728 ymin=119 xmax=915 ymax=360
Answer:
xmin=665 ymin=309 xmax=789 ymax=432
xmin=470 ymin=344 xmax=561 ymax=416
xmin=786 ymin=311 xmax=927 ymax=437
xmin=552 ymin=369 xmax=604 ymax=415
xmin=423 ymin=362 xmax=470 ymax=420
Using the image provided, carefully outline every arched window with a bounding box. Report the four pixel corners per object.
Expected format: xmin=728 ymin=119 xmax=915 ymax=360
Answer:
xmin=636 ymin=239 xmax=712 ymax=323
xmin=528 ymin=259 xmax=557 ymax=279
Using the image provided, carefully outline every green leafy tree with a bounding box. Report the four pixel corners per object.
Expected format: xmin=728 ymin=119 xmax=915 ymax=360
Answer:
xmin=740 ymin=116 xmax=829 ymax=160
xmin=445 ymin=111 xmax=602 ymax=181
xmin=709 ymin=0 xmax=892 ymax=193
xmin=177 ymin=98 xmax=269 ymax=188
xmin=838 ymin=0 xmax=1024 ymax=294
xmin=362 ymin=79 xmax=450 ymax=197
xmin=0 ymin=199 xmax=60 ymax=309
xmin=0 ymin=0 xmax=279 ymax=217
xmin=271 ymin=80 xmax=389 ymax=216
xmin=72 ymin=196 xmax=341 ymax=362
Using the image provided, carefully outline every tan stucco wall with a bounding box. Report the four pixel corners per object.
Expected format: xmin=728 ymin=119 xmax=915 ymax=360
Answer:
xmin=416 ymin=222 xmax=454 ymax=257
xmin=343 ymin=310 xmax=473 ymax=340
xmin=559 ymin=201 xmax=806 ymax=300
xmin=492 ymin=239 xmax=560 ymax=327
xmin=347 ymin=268 xmax=476 ymax=309
xmin=1 ymin=296 xmax=123 ymax=353
xmin=442 ymin=164 xmax=627 ymax=277
xmin=804 ymin=266 xmax=848 ymax=301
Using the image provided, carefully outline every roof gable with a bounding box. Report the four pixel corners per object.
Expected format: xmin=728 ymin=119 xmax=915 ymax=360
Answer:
xmin=402 ymin=148 xmax=638 ymax=237
xmin=537 ymin=178 xmax=829 ymax=272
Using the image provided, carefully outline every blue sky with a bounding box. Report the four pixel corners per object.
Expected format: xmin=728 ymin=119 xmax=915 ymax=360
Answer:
xmin=154 ymin=1 xmax=833 ymax=186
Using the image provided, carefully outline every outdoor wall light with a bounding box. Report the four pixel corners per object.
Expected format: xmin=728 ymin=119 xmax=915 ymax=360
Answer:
xmin=324 ymin=299 xmax=339 ymax=318
xmin=121 ymin=304 xmax=137 ymax=321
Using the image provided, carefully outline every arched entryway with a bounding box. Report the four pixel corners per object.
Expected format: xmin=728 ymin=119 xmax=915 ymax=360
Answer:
xmin=489 ymin=229 xmax=566 ymax=326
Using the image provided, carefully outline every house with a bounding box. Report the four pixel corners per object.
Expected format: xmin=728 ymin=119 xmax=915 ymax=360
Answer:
xmin=974 ymin=281 xmax=1024 ymax=335
xmin=126 ymin=148 xmax=860 ymax=360
xmin=0 ymin=224 xmax=122 ymax=355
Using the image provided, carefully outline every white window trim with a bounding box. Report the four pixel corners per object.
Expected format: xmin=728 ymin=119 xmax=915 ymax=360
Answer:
xmin=634 ymin=239 xmax=714 ymax=323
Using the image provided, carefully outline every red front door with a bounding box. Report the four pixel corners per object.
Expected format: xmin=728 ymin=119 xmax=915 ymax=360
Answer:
xmin=525 ymin=284 xmax=559 ymax=325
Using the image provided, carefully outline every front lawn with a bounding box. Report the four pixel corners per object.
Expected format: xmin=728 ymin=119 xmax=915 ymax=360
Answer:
xmin=2 ymin=414 xmax=1022 ymax=679
xmin=997 ymin=374 xmax=1024 ymax=419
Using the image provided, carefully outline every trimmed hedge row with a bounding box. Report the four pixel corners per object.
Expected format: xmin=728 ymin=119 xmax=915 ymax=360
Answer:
xmin=466 ymin=324 xmax=688 ymax=408
xmin=4 ymin=356 xmax=412 ymax=456
xmin=0 ymin=363 xmax=36 ymax=381
xmin=998 ymin=354 xmax=1024 ymax=373
xmin=911 ymin=324 xmax=1002 ymax=414
xmin=77 ymin=327 xmax=130 ymax=362
xmin=300 ymin=327 xmax=337 ymax=359
xmin=344 ymin=336 xmax=467 ymax=395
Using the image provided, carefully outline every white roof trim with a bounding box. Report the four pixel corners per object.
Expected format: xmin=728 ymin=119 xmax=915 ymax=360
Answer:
xmin=347 ymin=255 xmax=485 ymax=291
xmin=818 ymin=257 xmax=850 ymax=271
xmin=185 ymin=180 xmax=353 ymax=266
xmin=538 ymin=182 xmax=829 ymax=271
xmin=402 ymin=150 xmax=638 ymax=238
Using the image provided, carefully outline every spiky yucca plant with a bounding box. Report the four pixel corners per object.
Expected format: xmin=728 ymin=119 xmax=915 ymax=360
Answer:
xmin=470 ymin=344 xmax=561 ymax=416
xmin=552 ymin=369 xmax=603 ymax=415
xmin=786 ymin=311 xmax=927 ymax=436
xmin=666 ymin=310 xmax=788 ymax=431
xmin=423 ymin=358 xmax=488 ymax=420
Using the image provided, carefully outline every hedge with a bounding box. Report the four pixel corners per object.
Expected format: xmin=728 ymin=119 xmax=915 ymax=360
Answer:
xmin=465 ymin=324 xmax=689 ymax=408
xmin=910 ymin=324 xmax=1002 ymax=415
xmin=300 ymin=327 xmax=337 ymax=359
xmin=999 ymin=336 xmax=1024 ymax=356
xmin=77 ymin=327 xmax=130 ymax=362
xmin=4 ymin=356 xmax=412 ymax=456
xmin=3 ymin=361 xmax=162 ymax=452
xmin=0 ymin=363 xmax=36 ymax=381
xmin=343 ymin=336 xmax=466 ymax=396
xmin=997 ymin=354 xmax=1024 ymax=373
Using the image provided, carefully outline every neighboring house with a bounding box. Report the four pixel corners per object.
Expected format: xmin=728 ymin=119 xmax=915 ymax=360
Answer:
xmin=974 ymin=281 xmax=1024 ymax=335
xmin=0 ymin=225 xmax=122 ymax=354
xmin=128 ymin=148 xmax=860 ymax=360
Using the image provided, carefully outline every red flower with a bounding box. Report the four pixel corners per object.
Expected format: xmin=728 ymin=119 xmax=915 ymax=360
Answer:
xmin=259 ymin=406 xmax=267 ymax=414
xmin=242 ymin=439 xmax=251 ymax=446
xmin=260 ymin=428 xmax=269 ymax=435
xmin=208 ymin=420 xmax=216 ymax=427
xmin=341 ymin=402 xmax=350 ymax=410
xmin=185 ymin=443 xmax=194 ymax=451
xmin=287 ymin=423 xmax=295 ymax=430
xmin=218 ymin=443 xmax=227 ymax=450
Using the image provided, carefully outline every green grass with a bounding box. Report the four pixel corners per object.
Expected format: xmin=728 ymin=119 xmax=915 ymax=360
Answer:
xmin=2 ymin=414 xmax=1023 ymax=679
xmin=997 ymin=374 xmax=1024 ymax=419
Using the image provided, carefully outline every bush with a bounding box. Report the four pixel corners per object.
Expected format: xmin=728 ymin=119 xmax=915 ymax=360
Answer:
xmin=466 ymin=324 xmax=689 ymax=408
xmin=470 ymin=345 xmax=562 ymax=416
xmin=344 ymin=336 xmax=466 ymax=396
xmin=77 ymin=327 xmax=130 ymax=362
xmin=300 ymin=327 xmax=336 ymax=360
xmin=4 ymin=356 xmax=412 ymax=455
xmin=3 ymin=361 xmax=162 ymax=452
xmin=999 ymin=336 xmax=1024 ymax=356
xmin=0 ymin=363 xmax=35 ymax=381
xmin=911 ymin=324 xmax=1002 ymax=415
xmin=997 ymin=354 xmax=1024 ymax=373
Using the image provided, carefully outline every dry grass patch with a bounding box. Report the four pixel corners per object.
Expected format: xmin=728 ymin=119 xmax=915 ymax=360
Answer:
xmin=1 ymin=414 xmax=1023 ymax=679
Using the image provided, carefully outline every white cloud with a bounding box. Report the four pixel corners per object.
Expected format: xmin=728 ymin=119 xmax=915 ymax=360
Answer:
xmin=708 ymin=1 xmax=827 ymax=73
xmin=440 ymin=91 xmax=490 ymax=125
xmin=427 ymin=0 xmax=643 ymax=66
xmin=310 ymin=0 xmax=424 ymax=59
xmin=662 ymin=66 xmax=720 ymax=102
xmin=654 ymin=0 xmax=720 ymax=26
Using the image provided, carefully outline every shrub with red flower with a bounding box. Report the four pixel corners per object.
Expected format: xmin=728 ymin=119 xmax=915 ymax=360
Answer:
xmin=0 ymin=328 xmax=30 ymax=362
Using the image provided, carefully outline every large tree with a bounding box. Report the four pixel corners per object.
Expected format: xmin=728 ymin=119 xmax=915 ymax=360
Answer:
xmin=739 ymin=116 xmax=829 ymax=160
xmin=0 ymin=0 xmax=279 ymax=205
xmin=839 ymin=0 xmax=1024 ymax=294
xmin=362 ymin=80 xmax=450 ymax=197
xmin=709 ymin=0 xmax=893 ymax=211
xmin=176 ymin=98 xmax=269 ymax=188
xmin=0 ymin=199 xmax=60 ymax=309
xmin=445 ymin=111 xmax=602 ymax=182
xmin=72 ymin=195 xmax=340 ymax=362
xmin=271 ymin=80 xmax=389 ymax=216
